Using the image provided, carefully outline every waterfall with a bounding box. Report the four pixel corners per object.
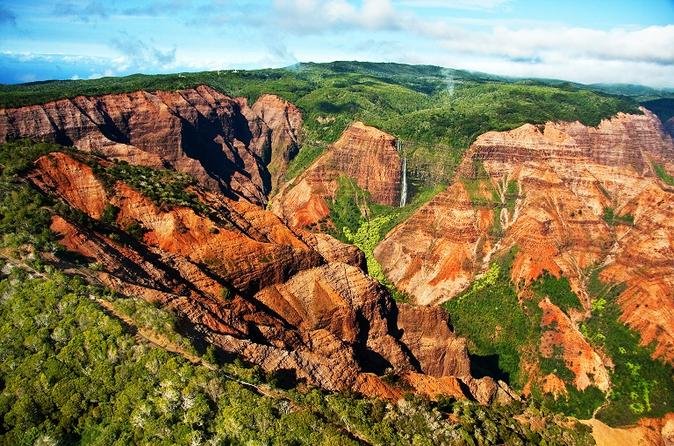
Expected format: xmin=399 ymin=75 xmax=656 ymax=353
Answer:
xmin=399 ymin=140 xmax=407 ymax=207
xmin=400 ymin=156 xmax=407 ymax=207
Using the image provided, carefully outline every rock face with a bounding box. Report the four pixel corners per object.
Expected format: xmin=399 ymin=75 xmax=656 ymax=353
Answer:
xmin=249 ymin=94 xmax=302 ymax=192
xmin=0 ymin=85 xmax=302 ymax=205
xmin=376 ymin=109 xmax=674 ymax=366
xmin=29 ymin=152 xmax=323 ymax=295
xmin=27 ymin=150 xmax=505 ymax=403
xmin=665 ymin=117 xmax=674 ymax=138
xmin=271 ymin=121 xmax=403 ymax=229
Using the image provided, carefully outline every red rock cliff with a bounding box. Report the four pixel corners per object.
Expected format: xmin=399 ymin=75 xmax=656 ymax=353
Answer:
xmin=271 ymin=121 xmax=403 ymax=229
xmin=376 ymin=109 xmax=674 ymax=367
xmin=27 ymin=150 xmax=505 ymax=403
xmin=0 ymin=85 xmax=302 ymax=205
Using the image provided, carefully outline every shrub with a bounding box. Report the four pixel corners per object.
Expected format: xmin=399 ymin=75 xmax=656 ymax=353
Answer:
xmin=443 ymin=252 xmax=536 ymax=388
xmin=653 ymin=163 xmax=674 ymax=186
xmin=532 ymin=273 xmax=583 ymax=313
xmin=100 ymin=203 xmax=120 ymax=225
xmin=602 ymin=207 xmax=634 ymax=226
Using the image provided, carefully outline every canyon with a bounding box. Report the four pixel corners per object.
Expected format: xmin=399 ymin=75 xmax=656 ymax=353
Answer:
xmin=1 ymin=79 xmax=673 ymax=444
xmin=26 ymin=150 xmax=510 ymax=404
xmin=375 ymin=108 xmax=674 ymax=366
xmin=0 ymin=85 xmax=301 ymax=205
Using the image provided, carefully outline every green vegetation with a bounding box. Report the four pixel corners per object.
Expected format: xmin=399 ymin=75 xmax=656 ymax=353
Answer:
xmin=443 ymin=253 xmax=538 ymax=388
xmin=285 ymin=141 xmax=326 ymax=181
xmin=0 ymin=139 xmax=64 ymax=175
xmin=106 ymin=296 xmax=198 ymax=356
xmin=329 ymin=176 xmax=442 ymax=301
xmin=0 ymin=140 xmax=61 ymax=253
xmin=402 ymin=141 xmax=463 ymax=191
xmin=579 ymin=269 xmax=674 ymax=426
xmin=504 ymin=180 xmax=519 ymax=211
xmin=653 ymin=163 xmax=674 ymax=186
xmin=0 ymin=178 xmax=54 ymax=252
xmin=0 ymin=272 xmax=344 ymax=445
xmin=0 ymin=268 xmax=598 ymax=445
xmin=100 ymin=204 xmax=120 ymax=225
xmin=0 ymin=142 xmax=598 ymax=443
xmin=95 ymin=161 xmax=208 ymax=214
xmin=328 ymin=176 xmax=369 ymax=240
xmin=440 ymin=250 xmax=674 ymax=423
xmin=542 ymin=386 xmax=606 ymax=421
xmin=539 ymin=356 xmax=574 ymax=382
xmin=344 ymin=214 xmax=395 ymax=281
xmin=602 ymin=207 xmax=635 ymax=226
xmin=532 ymin=273 xmax=583 ymax=313
xmin=442 ymin=256 xmax=606 ymax=419
xmin=460 ymin=159 xmax=495 ymax=207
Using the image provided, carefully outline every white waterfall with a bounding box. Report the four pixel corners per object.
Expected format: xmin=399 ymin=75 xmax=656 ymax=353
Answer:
xmin=398 ymin=140 xmax=407 ymax=207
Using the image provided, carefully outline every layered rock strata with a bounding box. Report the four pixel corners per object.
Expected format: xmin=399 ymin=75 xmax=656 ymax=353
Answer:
xmin=271 ymin=121 xmax=403 ymax=229
xmin=28 ymin=150 xmax=507 ymax=403
xmin=376 ymin=109 xmax=674 ymax=367
xmin=0 ymin=85 xmax=301 ymax=204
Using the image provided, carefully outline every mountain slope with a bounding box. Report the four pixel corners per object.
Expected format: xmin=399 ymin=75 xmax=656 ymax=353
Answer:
xmin=375 ymin=108 xmax=674 ymax=425
xmin=271 ymin=121 xmax=403 ymax=230
xmin=0 ymin=85 xmax=301 ymax=205
xmin=2 ymin=62 xmax=674 ymax=444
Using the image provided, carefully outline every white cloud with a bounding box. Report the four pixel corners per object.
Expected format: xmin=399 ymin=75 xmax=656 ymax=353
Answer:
xmin=425 ymin=24 xmax=674 ymax=66
xmin=110 ymin=35 xmax=177 ymax=71
xmin=268 ymin=0 xmax=674 ymax=87
xmin=398 ymin=0 xmax=511 ymax=11
xmin=272 ymin=0 xmax=403 ymax=33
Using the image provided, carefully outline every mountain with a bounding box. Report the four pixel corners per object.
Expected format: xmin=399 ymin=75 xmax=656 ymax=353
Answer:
xmin=376 ymin=108 xmax=674 ymax=421
xmin=1 ymin=61 xmax=673 ymax=445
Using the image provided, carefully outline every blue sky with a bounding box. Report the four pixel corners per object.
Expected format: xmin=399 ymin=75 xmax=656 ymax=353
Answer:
xmin=0 ymin=0 xmax=673 ymax=86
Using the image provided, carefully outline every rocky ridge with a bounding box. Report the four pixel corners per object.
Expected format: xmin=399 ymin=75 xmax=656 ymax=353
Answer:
xmin=0 ymin=85 xmax=301 ymax=205
xmin=271 ymin=121 xmax=403 ymax=229
xmin=26 ymin=149 xmax=508 ymax=404
xmin=375 ymin=109 xmax=674 ymax=374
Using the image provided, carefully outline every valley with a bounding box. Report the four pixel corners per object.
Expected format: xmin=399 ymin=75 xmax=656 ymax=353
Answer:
xmin=0 ymin=62 xmax=673 ymax=445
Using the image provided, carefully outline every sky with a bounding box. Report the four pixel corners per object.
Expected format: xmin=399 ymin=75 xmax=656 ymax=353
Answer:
xmin=0 ymin=0 xmax=673 ymax=87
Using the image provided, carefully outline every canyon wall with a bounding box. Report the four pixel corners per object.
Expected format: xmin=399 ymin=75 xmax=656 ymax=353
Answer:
xmin=0 ymin=85 xmax=301 ymax=205
xmin=26 ymin=150 xmax=507 ymax=403
xmin=271 ymin=121 xmax=403 ymax=229
xmin=375 ymin=109 xmax=674 ymax=367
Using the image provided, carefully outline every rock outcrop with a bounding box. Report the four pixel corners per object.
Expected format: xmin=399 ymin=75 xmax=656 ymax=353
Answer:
xmin=248 ymin=94 xmax=302 ymax=192
xmin=271 ymin=121 xmax=403 ymax=229
xmin=376 ymin=109 xmax=674 ymax=366
xmin=0 ymin=85 xmax=302 ymax=205
xmin=28 ymin=150 xmax=505 ymax=404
